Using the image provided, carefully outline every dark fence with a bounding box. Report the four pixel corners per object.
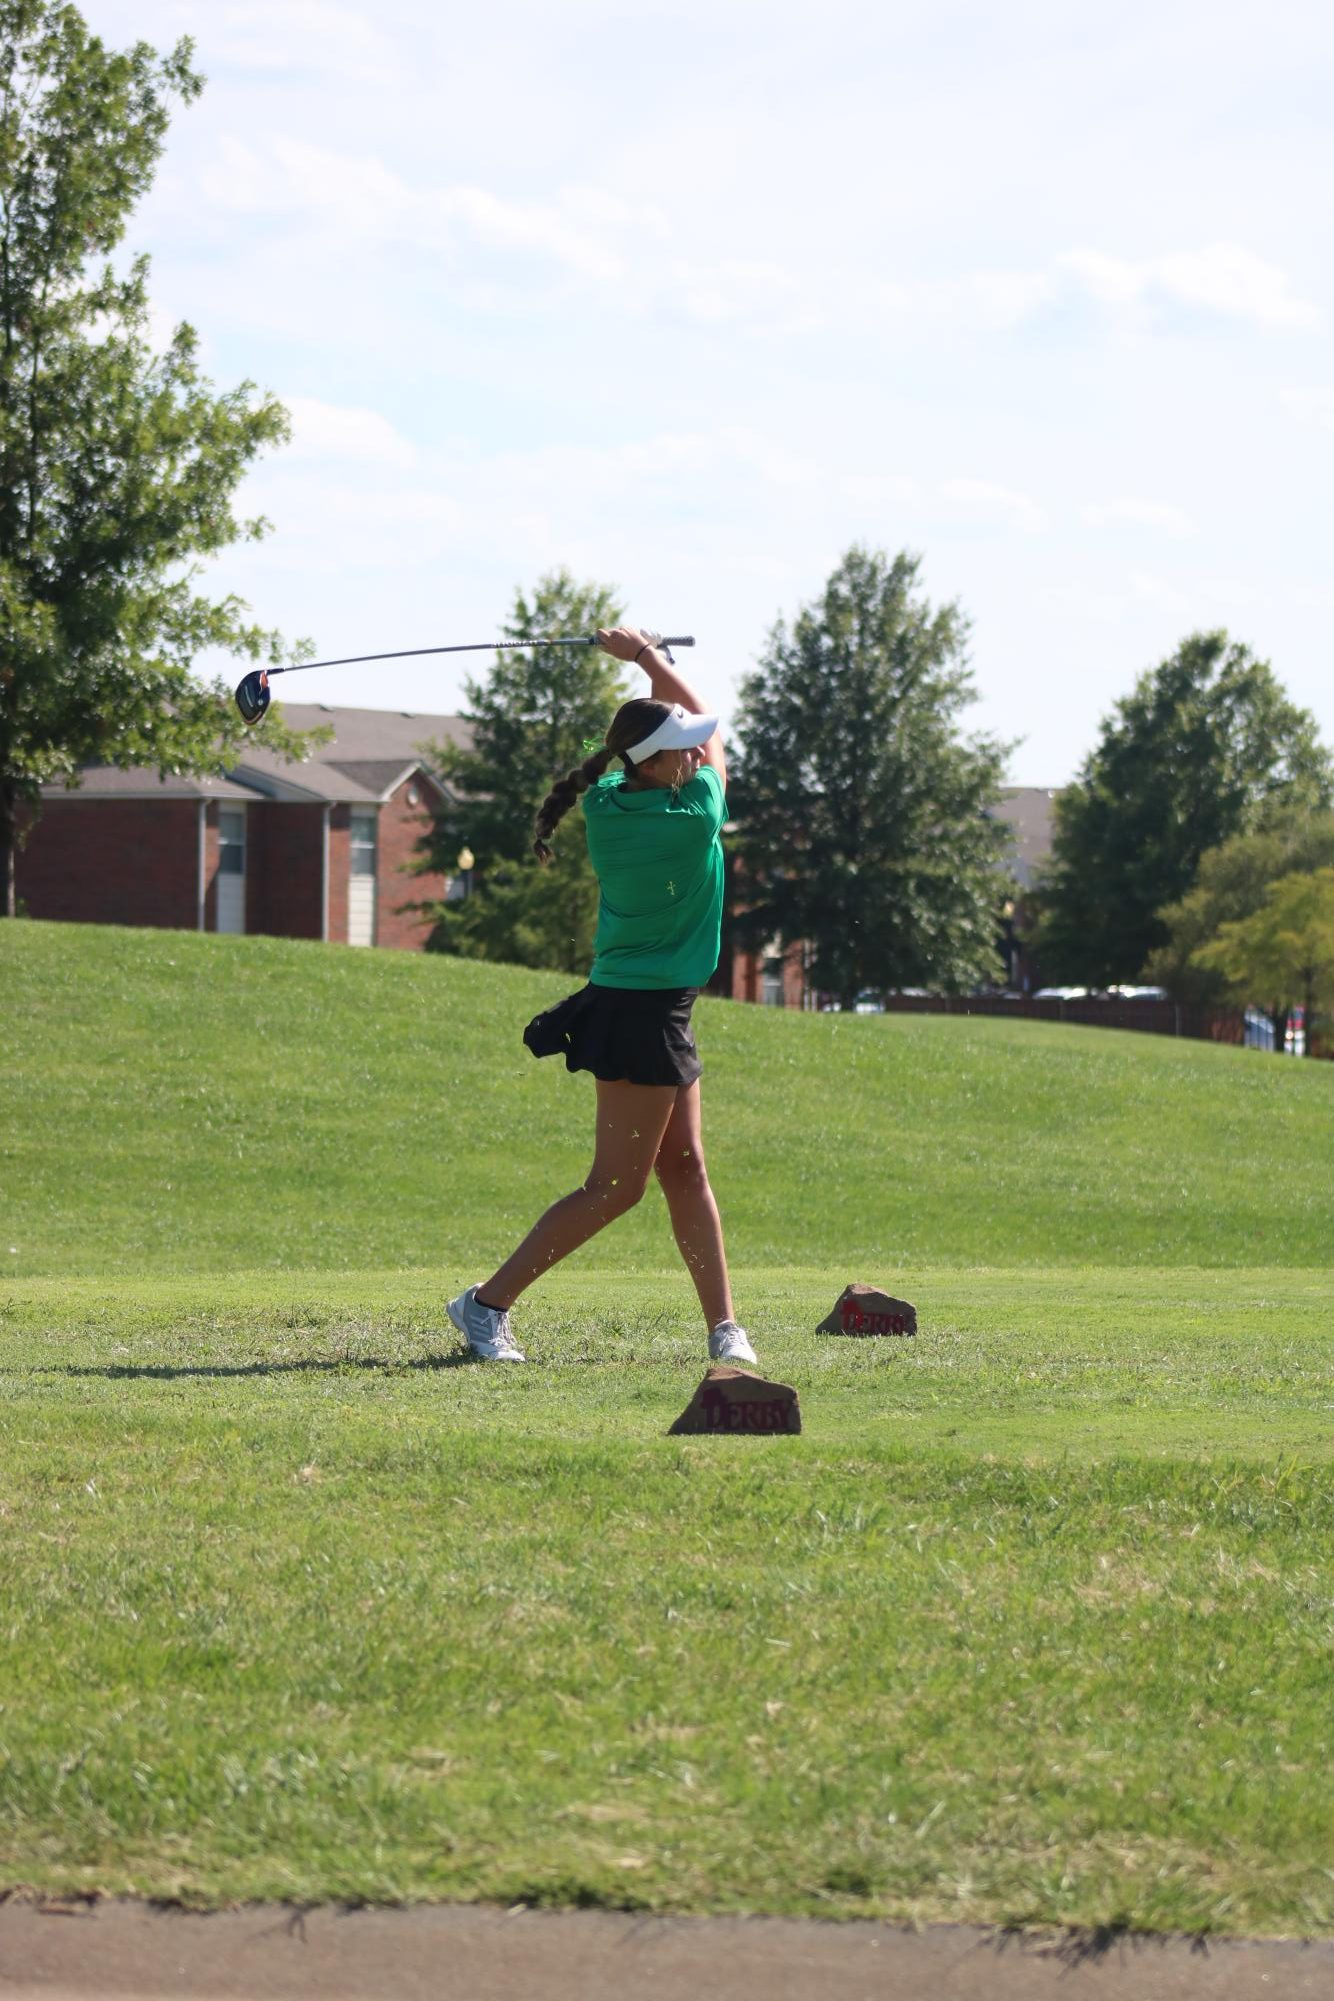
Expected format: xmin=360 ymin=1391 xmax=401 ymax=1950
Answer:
xmin=871 ymin=993 xmax=1245 ymax=1043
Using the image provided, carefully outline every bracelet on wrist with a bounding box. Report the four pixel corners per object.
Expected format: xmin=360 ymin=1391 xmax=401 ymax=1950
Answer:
xmin=633 ymin=642 xmax=653 ymax=663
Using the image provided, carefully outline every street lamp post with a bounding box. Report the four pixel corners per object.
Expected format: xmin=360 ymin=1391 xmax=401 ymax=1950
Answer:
xmin=1000 ymin=899 xmax=1018 ymax=991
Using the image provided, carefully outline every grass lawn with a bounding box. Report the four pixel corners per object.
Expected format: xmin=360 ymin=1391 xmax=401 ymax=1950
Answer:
xmin=4 ymin=921 xmax=1332 ymax=1277
xmin=0 ymin=925 xmax=1331 ymax=1934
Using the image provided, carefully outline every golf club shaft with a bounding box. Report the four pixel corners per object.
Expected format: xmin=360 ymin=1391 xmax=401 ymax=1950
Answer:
xmin=265 ymin=635 xmax=695 ymax=678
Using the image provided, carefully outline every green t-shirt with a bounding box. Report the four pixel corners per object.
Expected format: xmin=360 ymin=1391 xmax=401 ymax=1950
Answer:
xmin=582 ymin=764 xmax=727 ymax=988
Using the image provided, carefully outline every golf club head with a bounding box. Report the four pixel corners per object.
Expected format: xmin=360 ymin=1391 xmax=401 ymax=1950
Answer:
xmin=235 ymin=670 xmax=271 ymax=724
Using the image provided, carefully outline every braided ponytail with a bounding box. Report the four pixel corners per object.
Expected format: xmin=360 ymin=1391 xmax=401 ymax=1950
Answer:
xmin=531 ymin=698 xmax=674 ymax=864
xmin=533 ymin=746 xmax=615 ymax=864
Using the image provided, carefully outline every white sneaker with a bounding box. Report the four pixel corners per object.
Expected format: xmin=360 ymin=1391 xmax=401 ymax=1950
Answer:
xmin=708 ymin=1321 xmax=757 ymax=1365
xmin=447 ymin=1286 xmax=526 ymax=1362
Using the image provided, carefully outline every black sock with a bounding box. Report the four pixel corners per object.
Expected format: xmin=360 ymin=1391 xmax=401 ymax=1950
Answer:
xmin=475 ymin=1291 xmax=506 ymax=1312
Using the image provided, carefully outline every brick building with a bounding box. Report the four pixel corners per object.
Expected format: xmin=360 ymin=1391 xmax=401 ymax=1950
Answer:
xmin=17 ymin=705 xmax=471 ymax=950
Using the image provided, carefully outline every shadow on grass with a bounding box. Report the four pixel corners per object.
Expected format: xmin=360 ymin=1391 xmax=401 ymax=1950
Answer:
xmin=995 ymin=1919 xmax=1218 ymax=1966
xmin=37 ymin=1345 xmax=705 ymax=1381
xmin=42 ymin=1354 xmax=480 ymax=1381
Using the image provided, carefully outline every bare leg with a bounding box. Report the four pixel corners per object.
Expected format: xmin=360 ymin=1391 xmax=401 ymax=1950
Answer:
xmin=479 ymin=1078 xmax=679 ymax=1309
xmin=653 ymin=1080 xmax=735 ymax=1331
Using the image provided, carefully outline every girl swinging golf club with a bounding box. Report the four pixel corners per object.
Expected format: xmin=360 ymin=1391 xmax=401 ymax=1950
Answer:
xmin=447 ymin=626 xmax=756 ymax=1367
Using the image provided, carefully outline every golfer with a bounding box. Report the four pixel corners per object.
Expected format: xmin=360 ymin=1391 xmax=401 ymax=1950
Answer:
xmin=447 ymin=625 xmax=755 ymax=1367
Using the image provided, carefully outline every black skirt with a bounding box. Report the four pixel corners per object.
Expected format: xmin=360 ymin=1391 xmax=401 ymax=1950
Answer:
xmin=523 ymin=982 xmax=702 ymax=1087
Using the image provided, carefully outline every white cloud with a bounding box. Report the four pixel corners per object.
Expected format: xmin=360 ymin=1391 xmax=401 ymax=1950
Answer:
xmin=940 ymin=479 xmax=1047 ymax=534
xmin=1064 ymin=243 xmax=1321 ymax=331
xmin=663 ymin=258 xmax=804 ymax=326
xmin=285 ymin=397 xmax=417 ymax=468
xmin=1281 ymin=386 xmax=1334 ymax=431
xmin=1153 ymin=246 xmax=1320 ymax=329
xmin=1063 ymin=250 xmax=1144 ymax=309
xmin=611 ymin=435 xmax=717 ymax=479
xmin=198 ymin=138 xmax=660 ymax=285
xmin=195 ymin=141 xmax=812 ymax=327
xmin=873 ymin=268 xmax=1056 ymax=333
xmin=963 ymin=270 xmax=1059 ymax=330
xmin=1082 ymin=498 xmax=1195 ymax=537
xmin=245 ymin=472 xmax=465 ymax=571
xmin=200 ymin=136 xmax=406 ymax=231
xmin=1036 ymin=581 xmax=1126 ymax=622
xmin=719 ymin=427 xmax=814 ymax=488
xmin=560 ymin=186 xmax=671 ymax=238
xmin=192 ymin=138 xmax=1068 ymax=339
xmin=708 ymin=243 xmax=1319 ymax=342
xmin=205 ymin=3 xmax=400 ymax=81
xmin=1128 ymin=571 xmax=1191 ymax=611
xmin=461 ymin=427 xmax=818 ymax=498
xmin=243 ymin=422 xmax=831 ymax=587
xmin=841 ymin=473 xmax=921 ymax=507
xmin=196 ymin=135 xmax=1322 ymax=357
xmin=434 ymin=186 xmax=626 ymax=282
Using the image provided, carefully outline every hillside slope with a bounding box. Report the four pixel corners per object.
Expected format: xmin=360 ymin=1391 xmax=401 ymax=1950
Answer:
xmin=2 ymin=922 xmax=1330 ymax=1275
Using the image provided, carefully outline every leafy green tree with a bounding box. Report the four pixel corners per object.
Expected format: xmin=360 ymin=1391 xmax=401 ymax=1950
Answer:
xmin=1145 ymin=808 xmax=1334 ymax=1043
xmin=1033 ymin=632 xmax=1332 ymax=986
xmin=730 ymin=547 xmax=1011 ymax=1009
xmin=1194 ymin=868 xmax=1334 ymax=1057
xmin=415 ymin=571 xmax=627 ymax=973
xmin=0 ymin=2 xmax=311 ymax=916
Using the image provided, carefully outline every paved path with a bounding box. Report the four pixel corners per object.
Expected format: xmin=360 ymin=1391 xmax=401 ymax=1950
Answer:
xmin=1 ymin=1900 xmax=1330 ymax=2001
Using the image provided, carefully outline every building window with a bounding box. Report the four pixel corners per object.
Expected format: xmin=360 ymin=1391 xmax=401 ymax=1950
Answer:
xmin=348 ymin=808 xmax=377 ymax=947
xmin=218 ymin=808 xmax=245 ymax=874
xmin=216 ymin=806 xmax=246 ymax=935
xmin=349 ymin=810 xmax=377 ymax=876
xmin=761 ymin=954 xmax=784 ymax=1006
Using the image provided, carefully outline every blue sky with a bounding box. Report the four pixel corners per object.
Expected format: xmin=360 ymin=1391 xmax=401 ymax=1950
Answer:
xmin=89 ymin=0 xmax=1333 ymax=782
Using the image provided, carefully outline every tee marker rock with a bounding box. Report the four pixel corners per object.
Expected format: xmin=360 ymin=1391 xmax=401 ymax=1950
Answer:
xmin=816 ymin=1283 xmax=917 ymax=1338
xmin=668 ymin=1366 xmax=802 ymax=1436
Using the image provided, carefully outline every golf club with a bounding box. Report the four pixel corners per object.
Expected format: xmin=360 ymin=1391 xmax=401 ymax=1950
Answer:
xmin=235 ymin=632 xmax=696 ymax=724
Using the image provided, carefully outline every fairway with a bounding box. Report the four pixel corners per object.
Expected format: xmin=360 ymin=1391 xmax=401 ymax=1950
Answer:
xmin=1 ymin=924 xmax=1331 ymax=1937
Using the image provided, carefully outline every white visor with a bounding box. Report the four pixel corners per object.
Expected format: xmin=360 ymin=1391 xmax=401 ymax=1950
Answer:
xmin=624 ymin=703 xmax=719 ymax=763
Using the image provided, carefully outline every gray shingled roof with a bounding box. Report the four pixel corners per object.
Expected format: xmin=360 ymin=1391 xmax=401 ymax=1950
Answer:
xmin=39 ymin=766 xmax=259 ymax=802
xmin=229 ymin=755 xmax=383 ymax=804
xmin=325 ymin=759 xmax=422 ymax=795
xmin=232 ymin=704 xmax=468 ymax=802
xmin=42 ymin=705 xmax=472 ymax=807
xmin=266 ymin=703 xmax=469 ymax=759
